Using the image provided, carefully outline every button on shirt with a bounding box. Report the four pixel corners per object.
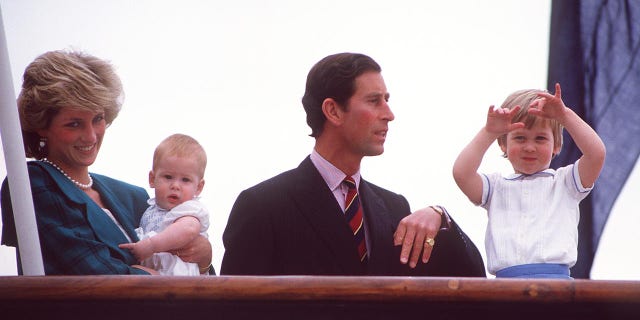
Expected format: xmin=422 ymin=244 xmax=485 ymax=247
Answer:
xmin=480 ymin=160 xmax=592 ymax=275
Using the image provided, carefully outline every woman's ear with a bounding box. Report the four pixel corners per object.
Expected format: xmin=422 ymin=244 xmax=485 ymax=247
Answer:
xmin=36 ymin=129 xmax=47 ymax=139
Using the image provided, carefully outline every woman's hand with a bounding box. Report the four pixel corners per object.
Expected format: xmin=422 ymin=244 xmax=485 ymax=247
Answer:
xmin=171 ymin=235 xmax=212 ymax=270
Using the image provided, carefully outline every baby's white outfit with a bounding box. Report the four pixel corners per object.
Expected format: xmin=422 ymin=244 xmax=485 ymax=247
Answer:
xmin=136 ymin=198 xmax=209 ymax=275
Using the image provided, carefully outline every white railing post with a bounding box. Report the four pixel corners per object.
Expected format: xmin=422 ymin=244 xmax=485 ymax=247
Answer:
xmin=0 ymin=6 xmax=44 ymax=275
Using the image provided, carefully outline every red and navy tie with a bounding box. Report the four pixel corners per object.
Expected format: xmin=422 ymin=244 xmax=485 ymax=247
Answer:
xmin=344 ymin=176 xmax=367 ymax=262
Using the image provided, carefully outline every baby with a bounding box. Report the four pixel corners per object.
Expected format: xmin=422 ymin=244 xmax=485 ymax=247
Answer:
xmin=120 ymin=133 xmax=210 ymax=275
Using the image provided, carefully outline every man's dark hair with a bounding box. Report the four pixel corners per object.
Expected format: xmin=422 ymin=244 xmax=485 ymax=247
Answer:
xmin=301 ymin=53 xmax=381 ymax=137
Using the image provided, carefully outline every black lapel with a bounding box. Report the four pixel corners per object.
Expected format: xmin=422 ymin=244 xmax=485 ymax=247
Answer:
xmin=359 ymin=179 xmax=400 ymax=274
xmin=289 ymin=157 xmax=363 ymax=273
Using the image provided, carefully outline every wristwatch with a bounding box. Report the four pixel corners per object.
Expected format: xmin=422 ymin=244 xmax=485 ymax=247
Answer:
xmin=429 ymin=205 xmax=451 ymax=230
xmin=429 ymin=205 xmax=444 ymax=216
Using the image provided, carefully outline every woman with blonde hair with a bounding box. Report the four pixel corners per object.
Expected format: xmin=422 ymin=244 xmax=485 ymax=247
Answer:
xmin=1 ymin=50 xmax=212 ymax=275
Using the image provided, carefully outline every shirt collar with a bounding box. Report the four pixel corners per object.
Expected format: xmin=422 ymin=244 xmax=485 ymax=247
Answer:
xmin=504 ymin=168 xmax=556 ymax=180
xmin=310 ymin=148 xmax=361 ymax=191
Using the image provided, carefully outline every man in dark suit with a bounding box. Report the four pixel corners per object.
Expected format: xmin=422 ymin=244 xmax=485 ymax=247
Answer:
xmin=221 ymin=53 xmax=486 ymax=276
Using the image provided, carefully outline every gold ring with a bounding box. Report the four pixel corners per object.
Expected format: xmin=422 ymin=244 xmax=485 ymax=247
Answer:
xmin=424 ymin=237 xmax=435 ymax=247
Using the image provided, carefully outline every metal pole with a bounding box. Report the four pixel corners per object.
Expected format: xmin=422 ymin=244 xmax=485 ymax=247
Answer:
xmin=0 ymin=6 xmax=44 ymax=275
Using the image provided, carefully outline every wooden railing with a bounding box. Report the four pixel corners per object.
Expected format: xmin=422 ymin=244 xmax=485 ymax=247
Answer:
xmin=1 ymin=276 xmax=639 ymax=319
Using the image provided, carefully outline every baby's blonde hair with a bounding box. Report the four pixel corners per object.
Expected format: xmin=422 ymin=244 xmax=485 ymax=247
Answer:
xmin=152 ymin=134 xmax=207 ymax=178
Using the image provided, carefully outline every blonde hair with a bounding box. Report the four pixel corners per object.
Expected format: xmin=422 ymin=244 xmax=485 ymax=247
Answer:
xmin=496 ymin=89 xmax=563 ymax=157
xmin=18 ymin=50 xmax=123 ymax=159
xmin=152 ymin=134 xmax=207 ymax=178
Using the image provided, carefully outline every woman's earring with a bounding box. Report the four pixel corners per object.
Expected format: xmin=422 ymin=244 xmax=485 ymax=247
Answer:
xmin=38 ymin=137 xmax=47 ymax=152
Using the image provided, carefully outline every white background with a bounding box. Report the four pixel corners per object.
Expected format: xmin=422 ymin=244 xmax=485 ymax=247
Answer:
xmin=0 ymin=0 xmax=638 ymax=279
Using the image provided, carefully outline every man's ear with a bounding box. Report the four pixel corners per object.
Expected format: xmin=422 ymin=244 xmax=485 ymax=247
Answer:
xmin=321 ymin=98 xmax=343 ymax=126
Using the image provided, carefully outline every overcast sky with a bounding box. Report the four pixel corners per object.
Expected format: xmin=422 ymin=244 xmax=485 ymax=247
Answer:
xmin=0 ymin=0 xmax=638 ymax=279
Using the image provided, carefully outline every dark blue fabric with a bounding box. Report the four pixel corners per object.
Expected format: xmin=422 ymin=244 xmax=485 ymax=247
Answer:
xmin=547 ymin=0 xmax=640 ymax=278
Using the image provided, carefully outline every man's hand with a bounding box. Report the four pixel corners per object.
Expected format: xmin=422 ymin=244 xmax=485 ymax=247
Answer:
xmin=393 ymin=206 xmax=442 ymax=268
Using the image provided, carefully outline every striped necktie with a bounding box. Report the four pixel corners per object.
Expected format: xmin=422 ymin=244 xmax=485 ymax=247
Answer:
xmin=343 ymin=176 xmax=367 ymax=262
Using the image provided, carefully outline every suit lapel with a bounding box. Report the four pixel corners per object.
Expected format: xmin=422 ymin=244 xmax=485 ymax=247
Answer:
xmin=91 ymin=176 xmax=139 ymax=242
xmin=34 ymin=162 xmax=137 ymax=250
xmin=359 ymin=180 xmax=399 ymax=274
xmin=290 ymin=158 xmax=363 ymax=273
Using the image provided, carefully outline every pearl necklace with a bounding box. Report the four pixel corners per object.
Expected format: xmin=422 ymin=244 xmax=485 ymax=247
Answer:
xmin=41 ymin=158 xmax=93 ymax=189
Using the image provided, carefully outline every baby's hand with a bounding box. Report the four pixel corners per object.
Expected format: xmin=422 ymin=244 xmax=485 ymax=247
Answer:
xmin=528 ymin=83 xmax=568 ymax=120
xmin=119 ymin=238 xmax=155 ymax=262
xmin=485 ymin=105 xmax=525 ymax=137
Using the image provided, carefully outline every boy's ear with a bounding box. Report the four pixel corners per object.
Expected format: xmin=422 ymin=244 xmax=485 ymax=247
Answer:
xmin=553 ymin=144 xmax=562 ymax=157
xmin=148 ymin=170 xmax=155 ymax=188
xmin=498 ymin=139 xmax=508 ymax=156
xmin=196 ymin=179 xmax=205 ymax=196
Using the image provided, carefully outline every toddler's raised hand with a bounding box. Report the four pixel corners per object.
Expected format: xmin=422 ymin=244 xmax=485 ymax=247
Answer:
xmin=485 ymin=105 xmax=525 ymax=137
xmin=529 ymin=83 xmax=568 ymax=120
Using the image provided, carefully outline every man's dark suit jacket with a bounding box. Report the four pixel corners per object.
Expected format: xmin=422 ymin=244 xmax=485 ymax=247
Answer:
xmin=221 ymin=157 xmax=486 ymax=276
